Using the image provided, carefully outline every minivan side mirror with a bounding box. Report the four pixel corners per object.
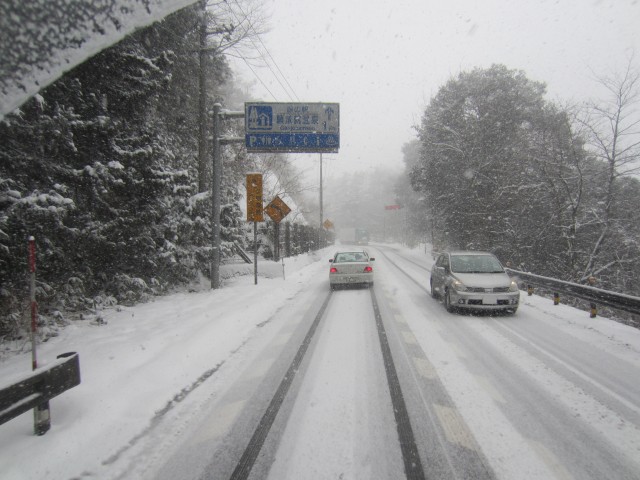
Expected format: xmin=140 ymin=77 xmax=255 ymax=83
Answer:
xmin=329 ymin=259 xmax=333 ymax=263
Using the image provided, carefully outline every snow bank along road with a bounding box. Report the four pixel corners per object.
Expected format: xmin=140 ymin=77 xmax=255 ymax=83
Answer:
xmin=2 ymin=244 xmax=639 ymax=480
xmin=120 ymin=244 xmax=640 ymax=480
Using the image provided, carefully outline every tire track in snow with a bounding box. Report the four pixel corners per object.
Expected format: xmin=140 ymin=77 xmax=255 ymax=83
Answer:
xmin=229 ymin=291 xmax=332 ymax=480
xmin=370 ymin=288 xmax=426 ymax=480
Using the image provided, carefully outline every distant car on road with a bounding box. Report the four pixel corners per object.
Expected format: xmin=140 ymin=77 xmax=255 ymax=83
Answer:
xmin=430 ymin=251 xmax=519 ymax=314
xmin=329 ymin=250 xmax=375 ymax=290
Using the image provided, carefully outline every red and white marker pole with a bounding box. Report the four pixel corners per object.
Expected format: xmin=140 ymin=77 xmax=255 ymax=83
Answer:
xmin=29 ymin=236 xmax=51 ymax=435
xmin=29 ymin=236 xmax=37 ymax=370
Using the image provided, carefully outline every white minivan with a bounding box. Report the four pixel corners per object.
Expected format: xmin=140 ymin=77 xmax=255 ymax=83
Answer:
xmin=430 ymin=251 xmax=519 ymax=314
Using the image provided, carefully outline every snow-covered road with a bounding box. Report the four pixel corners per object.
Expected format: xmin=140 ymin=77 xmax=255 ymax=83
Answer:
xmin=1 ymin=243 xmax=639 ymax=480
xmin=266 ymin=289 xmax=404 ymax=479
xmin=377 ymin=245 xmax=640 ymax=479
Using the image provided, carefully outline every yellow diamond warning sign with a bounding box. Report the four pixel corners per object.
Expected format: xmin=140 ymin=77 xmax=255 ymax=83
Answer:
xmin=264 ymin=196 xmax=291 ymax=224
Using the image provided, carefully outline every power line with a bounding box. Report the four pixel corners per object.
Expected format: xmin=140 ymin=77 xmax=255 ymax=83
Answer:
xmin=250 ymin=23 xmax=300 ymax=101
xmin=228 ymin=0 xmax=300 ymax=102
xmin=236 ymin=52 xmax=279 ymax=100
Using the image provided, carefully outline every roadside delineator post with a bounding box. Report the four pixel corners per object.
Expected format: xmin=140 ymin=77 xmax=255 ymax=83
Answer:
xmin=588 ymin=276 xmax=597 ymax=318
xmin=553 ymin=293 xmax=560 ymax=305
xmin=29 ymin=236 xmax=51 ymax=435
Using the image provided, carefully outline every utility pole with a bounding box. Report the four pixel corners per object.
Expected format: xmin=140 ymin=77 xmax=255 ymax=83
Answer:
xmin=210 ymin=105 xmax=245 ymax=289
xmin=211 ymin=103 xmax=221 ymax=289
xmin=197 ymin=1 xmax=209 ymax=193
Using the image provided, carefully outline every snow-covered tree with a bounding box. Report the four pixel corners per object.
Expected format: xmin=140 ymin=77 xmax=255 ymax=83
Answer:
xmin=0 ymin=5 xmax=235 ymax=336
xmin=409 ymin=64 xmax=640 ymax=296
xmin=575 ymin=58 xmax=640 ymax=289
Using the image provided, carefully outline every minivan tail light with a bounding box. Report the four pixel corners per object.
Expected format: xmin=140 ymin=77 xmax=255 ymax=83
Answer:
xmin=330 ymin=267 xmax=338 ymax=273
xmin=363 ymin=266 xmax=373 ymax=272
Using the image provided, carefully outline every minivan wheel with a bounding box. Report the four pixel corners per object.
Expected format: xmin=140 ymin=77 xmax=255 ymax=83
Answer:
xmin=444 ymin=290 xmax=455 ymax=313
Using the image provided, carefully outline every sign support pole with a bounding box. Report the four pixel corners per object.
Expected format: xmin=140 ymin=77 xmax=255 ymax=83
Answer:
xmin=319 ymin=153 xmax=323 ymax=248
xmin=274 ymin=222 xmax=280 ymax=261
xmin=253 ymin=222 xmax=258 ymax=285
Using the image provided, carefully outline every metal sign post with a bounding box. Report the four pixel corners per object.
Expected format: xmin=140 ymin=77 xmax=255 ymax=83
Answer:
xmin=254 ymin=222 xmax=258 ymax=285
xmin=319 ymin=153 xmax=323 ymax=247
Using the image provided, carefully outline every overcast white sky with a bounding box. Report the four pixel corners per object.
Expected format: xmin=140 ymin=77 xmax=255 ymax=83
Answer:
xmin=229 ymin=0 xmax=640 ymax=182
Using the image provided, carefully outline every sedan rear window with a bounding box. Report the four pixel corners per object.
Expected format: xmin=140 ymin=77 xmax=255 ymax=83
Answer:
xmin=334 ymin=252 xmax=367 ymax=263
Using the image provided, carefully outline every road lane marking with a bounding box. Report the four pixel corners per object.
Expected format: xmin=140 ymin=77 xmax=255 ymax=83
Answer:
xmin=270 ymin=332 xmax=291 ymax=347
xmin=528 ymin=440 xmax=575 ymax=480
xmin=401 ymin=330 xmax=419 ymax=345
xmin=475 ymin=375 xmax=506 ymax=405
xmin=434 ymin=404 xmax=477 ymax=451
xmin=412 ymin=356 xmax=438 ymax=380
xmin=447 ymin=340 xmax=468 ymax=360
xmin=394 ymin=313 xmax=407 ymax=324
xmin=243 ymin=361 xmax=273 ymax=382
xmin=192 ymin=399 xmax=246 ymax=444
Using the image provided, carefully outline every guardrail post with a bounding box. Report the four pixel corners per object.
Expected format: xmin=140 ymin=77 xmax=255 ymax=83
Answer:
xmin=34 ymin=402 xmax=51 ymax=436
xmin=553 ymin=293 xmax=560 ymax=305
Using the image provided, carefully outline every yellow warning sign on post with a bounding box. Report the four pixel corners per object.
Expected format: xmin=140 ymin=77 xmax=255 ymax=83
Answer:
xmin=264 ymin=196 xmax=291 ymax=224
xmin=323 ymin=219 xmax=334 ymax=230
xmin=246 ymin=174 xmax=264 ymax=222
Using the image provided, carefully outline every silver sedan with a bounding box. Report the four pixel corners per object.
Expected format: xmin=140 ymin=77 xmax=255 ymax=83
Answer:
xmin=329 ymin=250 xmax=375 ymax=290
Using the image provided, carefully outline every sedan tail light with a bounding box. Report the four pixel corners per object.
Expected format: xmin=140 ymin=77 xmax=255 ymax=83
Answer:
xmin=363 ymin=266 xmax=373 ymax=272
xmin=330 ymin=267 xmax=338 ymax=273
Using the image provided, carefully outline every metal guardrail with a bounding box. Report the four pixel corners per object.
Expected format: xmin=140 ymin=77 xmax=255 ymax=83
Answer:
xmin=233 ymin=241 xmax=253 ymax=264
xmin=506 ymin=269 xmax=640 ymax=316
xmin=0 ymin=352 xmax=81 ymax=434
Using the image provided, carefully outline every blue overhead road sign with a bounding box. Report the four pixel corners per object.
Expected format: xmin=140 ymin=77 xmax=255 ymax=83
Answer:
xmin=245 ymin=103 xmax=340 ymax=153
